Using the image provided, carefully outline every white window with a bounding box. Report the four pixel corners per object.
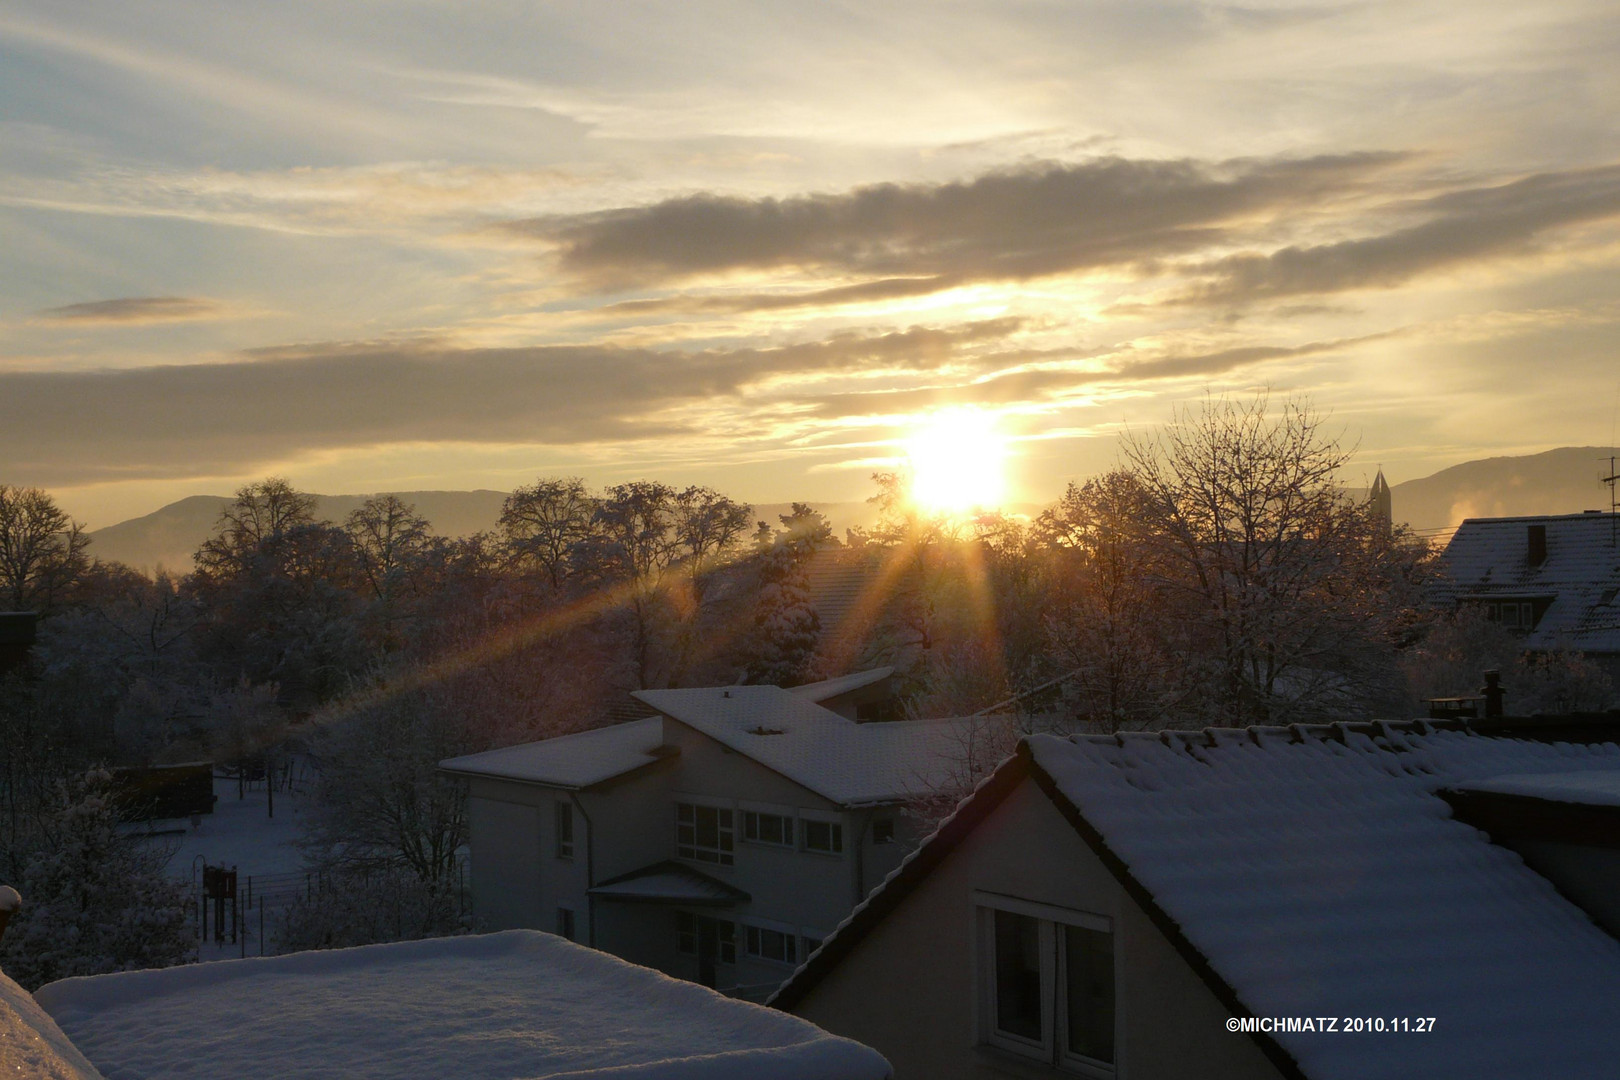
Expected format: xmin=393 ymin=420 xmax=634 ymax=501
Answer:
xmin=800 ymin=817 xmax=843 ymax=855
xmin=742 ymin=810 xmax=794 ymax=846
xmin=744 ymin=925 xmax=798 ymax=965
xmin=977 ymin=897 xmax=1115 ymax=1076
xmin=676 ymin=803 xmax=734 ymax=866
xmin=554 ymin=801 xmax=574 ymax=860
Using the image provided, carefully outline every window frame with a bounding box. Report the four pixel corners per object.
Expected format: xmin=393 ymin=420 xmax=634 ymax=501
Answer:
xmin=555 ymin=906 xmax=576 ymax=941
xmin=972 ymin=892 xmax=1117 ymax=1078
xmin=743 ymin=923 xmax=799 ymax=966
xmin=799 ymin=813 xmax=845 ymax=855
xmin=741 ymin=809 xmax=796 ymax=848
xmin=554 ymin=800 xmax=575 ymax=861
xmin=870 ymin=817 xmax=896 ymax=845
xmin=676 ymin=910 xmax=736 ymax=964
xmin=675 ymin=800 xmax=735 ymax=866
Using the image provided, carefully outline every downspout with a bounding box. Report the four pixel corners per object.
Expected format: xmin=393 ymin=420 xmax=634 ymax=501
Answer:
xmin=851 ymin=808 xmax=874 ymax=904
xmin=569 ymin=792 xmax=597 ymax=948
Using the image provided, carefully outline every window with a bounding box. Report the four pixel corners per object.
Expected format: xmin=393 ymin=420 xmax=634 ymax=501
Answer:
xmin=555 ymin=907 xmax=576 ymax=941
xmin=1483 ymin=599 xmax=1537 ymax=631
xmin=870 ymin=817 xmax=895 ymax=845
xmin=743 ymin=810 xmax=793 ymax=846
xmin=978 ymin=900 xmax=1115 ymax=1076
xmin=744 ymin=925 xmax=798 ymax=965
xmin=801 ymin=818 xmax=844 ymax=854
xmin=676 ymin=803 xmax=734 ymax=865
xmin=801 ymin=934 xmax=823 ymax=957
xmin=554 ymin=801 xmax=574 ymax=860
xmin=676 ymin=912 xmax=736 ymax=964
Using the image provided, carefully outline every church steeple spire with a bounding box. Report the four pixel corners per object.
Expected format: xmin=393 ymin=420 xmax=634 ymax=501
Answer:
xmin=1369 ymin=468 xmax=1392 ymax=536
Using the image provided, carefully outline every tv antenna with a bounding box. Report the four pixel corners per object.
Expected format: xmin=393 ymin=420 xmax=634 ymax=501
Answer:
xmin=1605 ymin=452 xmax=1618 ymax=547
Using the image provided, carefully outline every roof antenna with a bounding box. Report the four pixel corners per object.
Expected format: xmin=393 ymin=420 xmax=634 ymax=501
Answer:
xmin=1605 ymin=452 xmax=1618 ymax=549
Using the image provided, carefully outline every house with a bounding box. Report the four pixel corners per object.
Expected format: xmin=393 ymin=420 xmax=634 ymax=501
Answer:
xmin=1432 ymin=512 xmax=1620 ymax=669
xmin=439 ymin=670 xmax=977 ymax=997
xmin=772 ymin=717 xmax=1620 ymax=1079
xmin=33 ymin=930 xmax=892 ymax=1080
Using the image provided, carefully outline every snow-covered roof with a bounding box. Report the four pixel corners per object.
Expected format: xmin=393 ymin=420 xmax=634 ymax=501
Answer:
xmin=1432 ymin=512 xmax=1620 ymax=652
xmin=1029 ymin=725 xmax=1620 ymax=1080
xmin=776 ymin=721 xmax=1620 ymax=1079
xmin=439 ymin=716 xmax=664 ymax=788
xmin=634 ymin=685 xmax=976 ymax=806
xmin=0 ymin=968 xmax=103 ymax=1080
xmin=589 ymin=861 xmax=752 ymax=906
xmin=787 ymin=667 xmax=894 ymax=703
xmin=1453 ymin=768 xmax=1620 ymax=807
xmin=36 ymin=931 xmax=890 ymax=1080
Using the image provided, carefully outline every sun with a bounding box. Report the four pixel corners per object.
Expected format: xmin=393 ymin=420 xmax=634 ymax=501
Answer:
xmin=902 ymin=408 xmax=1009 ymax=516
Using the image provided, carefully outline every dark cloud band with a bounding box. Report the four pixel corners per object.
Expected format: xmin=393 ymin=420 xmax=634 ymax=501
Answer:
xmin=0 ymin=320 xmax=1021 ymax=485
xmin=506 ymin=153 xmax=1406 ymax=292
xmin=33 ymin=297 xmax=229 ymax=325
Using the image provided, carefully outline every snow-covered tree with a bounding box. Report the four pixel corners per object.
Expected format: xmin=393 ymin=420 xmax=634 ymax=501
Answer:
xmin=0 ymin=770 xmax=192 ymax=990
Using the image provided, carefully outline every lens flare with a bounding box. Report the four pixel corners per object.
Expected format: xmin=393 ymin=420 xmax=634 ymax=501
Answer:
xmin=902 ymin=408 xmax=1008 ymax=515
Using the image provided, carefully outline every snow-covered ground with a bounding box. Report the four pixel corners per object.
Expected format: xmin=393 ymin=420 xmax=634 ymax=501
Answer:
xmin=37 ymin=930 xmax=892 ymax=1080
xmin=124 ymin=775 xmax=312 ymax=960
xmin=133 ymin=775 xmax=309 ymax=882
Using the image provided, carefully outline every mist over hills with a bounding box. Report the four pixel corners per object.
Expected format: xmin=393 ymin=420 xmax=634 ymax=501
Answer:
xmin=1388 ymin=447 xmax=1618 ymax=533
xmin=81 ymin=447 xmax=1620 ymax=570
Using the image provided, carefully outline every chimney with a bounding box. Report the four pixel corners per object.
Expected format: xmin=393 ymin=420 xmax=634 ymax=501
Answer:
xmin=1528 ymin=524 xmax=1547 ymax=567
xmin=1481 ymin=670 xmax=1505 ymax=719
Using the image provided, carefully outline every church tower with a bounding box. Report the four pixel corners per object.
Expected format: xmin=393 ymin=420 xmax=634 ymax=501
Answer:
xmin=1369 ymin=468 xmax=1392 ymax=536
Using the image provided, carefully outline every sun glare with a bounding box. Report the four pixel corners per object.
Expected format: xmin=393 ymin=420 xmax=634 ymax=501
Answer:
xmin=903 ymin=408 xmax=1009 ymax=516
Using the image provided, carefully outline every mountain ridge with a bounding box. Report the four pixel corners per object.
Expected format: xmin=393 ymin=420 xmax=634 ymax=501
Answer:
xmin=82 ymin=447 xmax=1620 ymax=570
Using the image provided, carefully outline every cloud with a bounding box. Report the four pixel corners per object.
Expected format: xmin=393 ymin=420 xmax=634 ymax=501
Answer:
xmin=1182 ymin=163 xmax=1620 ymax=305
xmin=33 ymin=296 xmax=232 ymax=325
xmin=505 ymin=153 xmax=1405 ymax=292
xmin=796 ymin=332 xmax=1389 ymax=419
xmin=0 ymin=320 xmax=1022 ymax=485
xmin=592 ymin=276 xmax=954 ymax=318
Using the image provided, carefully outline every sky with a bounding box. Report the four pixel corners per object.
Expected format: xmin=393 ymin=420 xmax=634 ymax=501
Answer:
xmin=5 ymin=1 xmax=1620 ymax=528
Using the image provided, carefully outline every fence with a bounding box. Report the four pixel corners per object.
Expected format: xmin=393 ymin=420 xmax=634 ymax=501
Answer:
xmin=191 ymin=854 xmax=470 ymax=958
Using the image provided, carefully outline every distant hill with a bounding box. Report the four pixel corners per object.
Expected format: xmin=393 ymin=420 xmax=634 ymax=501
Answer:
xmin=90 ymin=449 xmax=1615 ymax=571
xmin=1390 ymin=447 xmax=1619 ymax=534
xmin=86 ymin=492 xmax=880 ymax=573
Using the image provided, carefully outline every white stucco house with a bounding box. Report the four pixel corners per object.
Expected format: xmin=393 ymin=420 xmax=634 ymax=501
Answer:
xmin=772 ymin=717 xmax=1620 ymax=1079
xmin=440 ymin=669 xmax=980 ymax=997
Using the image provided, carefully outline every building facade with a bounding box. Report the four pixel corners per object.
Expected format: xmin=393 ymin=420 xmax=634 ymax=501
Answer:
xmin=441 ymin=671 xmax=975 ymax=998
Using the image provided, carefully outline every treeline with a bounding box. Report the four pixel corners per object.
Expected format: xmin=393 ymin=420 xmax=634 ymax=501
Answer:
xmin=2 ymin=394 xmax=1614 ymax=977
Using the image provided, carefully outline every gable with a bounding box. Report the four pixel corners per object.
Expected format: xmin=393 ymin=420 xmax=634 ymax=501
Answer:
xmin=785 ymin=771 xmax=1288 ymax=1080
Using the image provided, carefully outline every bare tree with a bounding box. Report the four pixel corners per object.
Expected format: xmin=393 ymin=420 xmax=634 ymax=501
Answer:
xmin=0 ymin=485 xmax=90 ymax=614
xmin=194 ymin=477 xmax=318 ymax=581
xmin=588 ymin=481 xmax=682 ymax=689
xmin=499 ymin=477 xmax=597 ymax=590
xmin=1037 ymin=471 xmax=1181 ymax=731
xmin=1122 ymin=394 xmax=1413 ymax=725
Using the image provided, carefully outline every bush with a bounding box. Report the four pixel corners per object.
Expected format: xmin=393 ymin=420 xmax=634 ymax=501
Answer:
xmin=0 ymin=770 xmax=192 ymax=990
xmin=274 ymin=864 xmax=468 ymax=954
